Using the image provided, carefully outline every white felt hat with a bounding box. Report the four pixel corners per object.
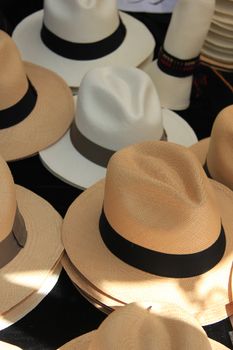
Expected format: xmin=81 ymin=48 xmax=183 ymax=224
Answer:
xmin=146 ymin=0 xmax=215 ymax=110
xmin=12 ymin=0 xmax=155 ymax=87
xmin=40 ymin=66 xmax=197 ymax=190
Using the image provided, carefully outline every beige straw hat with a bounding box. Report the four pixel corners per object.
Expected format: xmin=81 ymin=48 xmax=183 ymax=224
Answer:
xmin=12 ymin=0 xmax=155 ymax=88
xmin=0 ymin=153 xmax=63 ymax=330
xmin=190 ymin=105 xmax=233 ymax=191
xmin=58 ymin=302 xmax=229 ymax=350
xmin=63 ymin=140 xmax=233 ymax=326
xmin=0 ymin=30 xmax=74 ymax=161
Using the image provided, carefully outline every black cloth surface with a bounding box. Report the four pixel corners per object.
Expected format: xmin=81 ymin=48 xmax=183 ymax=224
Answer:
xmin=0 ymin=1 xmax=232 ymax=349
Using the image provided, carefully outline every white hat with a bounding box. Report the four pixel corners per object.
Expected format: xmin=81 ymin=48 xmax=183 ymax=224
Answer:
xmin=39 ymin=66 xmax=197 ymax=190
xmin=12 ymin=0 xmax=155 ymax=87
xmin=145 ymin=0 xmax=215 ymax=110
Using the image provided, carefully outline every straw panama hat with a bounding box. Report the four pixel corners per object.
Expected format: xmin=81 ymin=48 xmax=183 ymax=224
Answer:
xmin=58 ymin=302 xmax=229 ymax=350
xmin=63 ymin=140 xmax=233 ymax=326
xmin=145 ymin=0 xmax=215 ymax=110
xmin=0 ymin=30 xmax=74 ymax=162
xmin=12 ymin=0 xmax=155 ymax=88
xmin=0 ymin=153 xmax=63 ymax=330
xmin=39 ymin=66 xmax=197 ymax=190
xmin=190 ymin=105 xmax=233 ymax=191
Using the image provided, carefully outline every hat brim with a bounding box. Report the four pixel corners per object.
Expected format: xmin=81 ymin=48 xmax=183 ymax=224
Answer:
xmin=0 ymin=341 xmax=22 ymax=350
xmin=62 ymin=253 xmax=118 ymax=312
xmin=214 ymin=11 xmax=233 ymax=25
xmin=62 ymin=178 xmax=233 ymax=326
xmin=200 ymin=54 xmax=233 ymax=71
xmin=190 ymin=138 xmax=210 ymax=166
xmin=39 ymin=108 xmax=197 ymax=189
xmin=12 ymin=11 xmax=155 ymax=87
xmin=0 ymin=62 xmax=74 ymax=161
xmin=0 ymin=185 xmax=63 ymax=329
xmin=1 ymin=262 xmax=61 ymax=330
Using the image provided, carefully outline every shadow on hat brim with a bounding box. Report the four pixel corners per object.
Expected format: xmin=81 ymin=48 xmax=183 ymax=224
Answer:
xmin=13 ymin=11 xmax=155 ymax=87
xmin=190 ymin=138 xmax=210 ymax=166
xmin=39 ymin=108 xmax=197 ymax=190
xmin=0 ymin=185 xmax=63 ymax=330
xmin=1 ymin=262 xmax=62 ymax=330
xmin=62 ymin=178 xmax=233 ymax=326
xmin=0 ymin=62 xmax=74 ymax=161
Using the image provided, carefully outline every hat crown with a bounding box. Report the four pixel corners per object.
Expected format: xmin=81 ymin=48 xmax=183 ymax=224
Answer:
xmin=43 ymin=0 xmax=119 ymax=42
xmin=104 ymin=141 xmax=221 ymax=254
xmin=207 ymin=105 xmax=233 ymax=190
xmin=164 ymin=0 xmax=215 ymax=58
xmin=0 ymin=31 xmax=28 ymax=109
xmin=0 ymin=155 xmax=17 ymax=242
xmin=88 ymin=302 xmax=212 ymax=350
xmin=76 ymin=67 xmax=164 ymax=151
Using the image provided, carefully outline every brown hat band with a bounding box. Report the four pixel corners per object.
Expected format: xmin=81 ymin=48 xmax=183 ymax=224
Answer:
xmin=0 ymin=207 xmax=27 ymax=268
xmin=99 ymin=210 xmax=226 ymax=278
xmin=158 ymin=46 xmax=200 ymax=78
xmin=0 ymin=79 xmax=37 ymax=129
xmin=70 ymin=122 xmax=167 ymax=168
xmin=41 ymin=18 xmax=126 ymax=60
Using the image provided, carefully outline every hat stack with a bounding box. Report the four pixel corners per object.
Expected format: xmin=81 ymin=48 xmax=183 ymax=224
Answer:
xmin=12 ymin=0 xmax=155 ymax=89
xmin=58 ymin=302 xmax=229 ymax=349
xmin=62 ymin=140 xmax=233 ymax=327
xmin=39 ymin=66 xmax=197 ymax=189
xmin=144 ymin=0 xmax=216 ymax=110
xmin=190 ymin=105 xmax=233 ymax=190
xmin=0 ymin=153 xmax=63 ymax=330
xmin=201 ymin=0 xmax=233 ymax=70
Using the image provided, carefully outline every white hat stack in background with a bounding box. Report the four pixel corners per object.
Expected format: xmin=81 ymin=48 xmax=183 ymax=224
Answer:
xmin=145 ymin=0 xmax=216 ymax=111
xmin=201 ymin=0 xmax=233 ymax=70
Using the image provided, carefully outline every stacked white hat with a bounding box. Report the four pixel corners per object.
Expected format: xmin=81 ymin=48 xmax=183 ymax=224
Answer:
xmin=201 ymin=0 xmax=233 ymax=70
xmin=145 ymin=0 xmax=216 ymax=110
xmin=12 ymin=0 xmax=155 ymax=88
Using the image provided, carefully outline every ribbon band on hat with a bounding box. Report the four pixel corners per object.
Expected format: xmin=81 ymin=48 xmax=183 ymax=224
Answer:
xmin=157 ymin=46 xmax=200 ymax=78
xmin=0 ymin=207 xmax=27 ymax=268
xmin=0 ymin=79 xmax=37 ymax=129
xmin=41 ymin=18 xmax=127 ymax=60
xmin=70 ymin=122 xmax=167 ymax=168
xmin=99 ymin=210 xmax=226 ymax=278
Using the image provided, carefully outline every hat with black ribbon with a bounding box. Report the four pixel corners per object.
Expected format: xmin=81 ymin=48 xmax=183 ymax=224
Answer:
xmin=0 ymin=30 xmax=74 ymax=161
xmin=12 ymin=0 xmax=155 ymax=88
xmin=62 ymin=140 xmax=233 ymax=326
xmin=39 ymin=66 xmax=197 ymax=190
